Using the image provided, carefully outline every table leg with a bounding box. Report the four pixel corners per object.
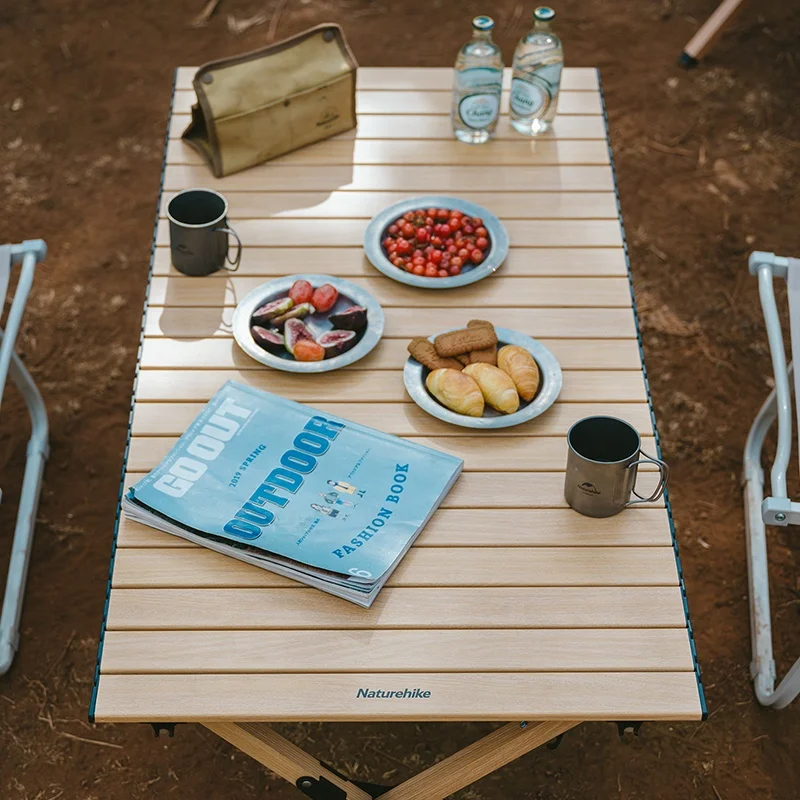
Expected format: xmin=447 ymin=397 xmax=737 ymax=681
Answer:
xmin=206 ymin=719 xmax=580 ymax=800
xmin=205 ymin=722 xmax=374 ymax=799
xmin=379 ymin=720 xmax=580 ymax=800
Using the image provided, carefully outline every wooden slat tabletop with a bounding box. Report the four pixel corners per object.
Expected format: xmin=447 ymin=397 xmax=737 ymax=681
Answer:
xmin=91 ymin=67 xmax=703 ymax=724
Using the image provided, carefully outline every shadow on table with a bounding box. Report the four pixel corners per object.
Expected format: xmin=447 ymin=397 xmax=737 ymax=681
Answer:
xmin=154 ymin=273 xmax=234 ymax=340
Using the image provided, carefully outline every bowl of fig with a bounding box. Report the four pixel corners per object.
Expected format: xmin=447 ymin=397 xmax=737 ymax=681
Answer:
xmin=232 ymin=275 xmax=385 ymax=373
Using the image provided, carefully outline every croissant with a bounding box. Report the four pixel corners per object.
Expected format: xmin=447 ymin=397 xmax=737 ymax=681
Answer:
xmin=497 ymin=345 xmax=540 ymax=402
xmin=425 ymin=369 xmax=484 ymax=417
xmin=462 ymin=363 xmax=520 ymax=414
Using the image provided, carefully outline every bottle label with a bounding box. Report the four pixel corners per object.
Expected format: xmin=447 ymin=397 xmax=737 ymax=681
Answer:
xmin=458 ymin=93 xmax=500 ymax=129
xmin=510 ymin=77 xmax=548 ymax=117
xmin=510 ymin=64 xmax=562 ymax=117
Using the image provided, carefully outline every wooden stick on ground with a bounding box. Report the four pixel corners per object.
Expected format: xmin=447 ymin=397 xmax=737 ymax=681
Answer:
xmin=681 ymin=0 xmax=748 ymax=63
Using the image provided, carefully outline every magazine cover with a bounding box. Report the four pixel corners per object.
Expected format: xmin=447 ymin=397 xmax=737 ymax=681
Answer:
xmin=123 ymin=381 xmax=463 ymax=605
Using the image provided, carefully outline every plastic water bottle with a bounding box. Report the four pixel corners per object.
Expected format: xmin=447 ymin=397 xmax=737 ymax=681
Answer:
xmin=509 ymin=7 xmax=564 ymax=136
xmin=451 ymin=16 xmax=503 ymax=144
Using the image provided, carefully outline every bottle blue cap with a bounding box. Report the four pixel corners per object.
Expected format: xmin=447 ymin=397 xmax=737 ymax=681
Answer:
xmin=534 ymin=7 xmax=555 ymax=21
xmin=472 ymin=16 xmax=495 ymax=31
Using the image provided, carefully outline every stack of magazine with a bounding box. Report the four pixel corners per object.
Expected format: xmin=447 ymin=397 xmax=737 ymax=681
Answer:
xmin=123 ymin=382 xmax=463 ymax=607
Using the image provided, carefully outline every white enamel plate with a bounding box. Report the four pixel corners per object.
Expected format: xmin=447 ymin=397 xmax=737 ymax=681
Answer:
xmin=404 ymin=327 xmax=563 ymax=429
xmin=364 ymin=195 xmax=509 ymax=289
xmin=233 ymin=275 xmax=385 ymax=374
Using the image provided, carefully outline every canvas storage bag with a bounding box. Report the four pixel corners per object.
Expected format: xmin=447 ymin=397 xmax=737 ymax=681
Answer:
xmin=182 ymin=23 xmax=357 ymax=177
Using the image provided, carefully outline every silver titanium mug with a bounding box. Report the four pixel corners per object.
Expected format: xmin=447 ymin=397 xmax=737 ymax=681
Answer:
xmin=564 ymin=416 xmax=669 ymax=518
xmin=167 ymin=188 xmax=242 ymax=276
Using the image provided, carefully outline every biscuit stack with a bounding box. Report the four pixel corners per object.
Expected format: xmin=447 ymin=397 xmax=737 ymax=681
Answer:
xmin=408 ymin=321 xmax=540 ymax=417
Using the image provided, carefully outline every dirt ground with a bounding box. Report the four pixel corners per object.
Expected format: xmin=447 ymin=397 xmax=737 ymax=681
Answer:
xmin=1 ymin=0 xmax=799 ymax=798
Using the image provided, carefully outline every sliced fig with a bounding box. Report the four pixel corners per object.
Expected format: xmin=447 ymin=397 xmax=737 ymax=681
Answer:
xmin=250 ymin=326 xmax=285 ymax=354
xmin=251 ymin=296 xmax=293 ymax=325
xmin=293 ymin=340 xmax=326 ymax=362
xmin=317 ymin=329 xmax=357 ymax=358
xmin=284 ymin=318 xmax=314 ymax=356
xmin=271 ymin=302 xmax=315 ymax=328
xmin=328 ymin=305 xmax=367 ymax=332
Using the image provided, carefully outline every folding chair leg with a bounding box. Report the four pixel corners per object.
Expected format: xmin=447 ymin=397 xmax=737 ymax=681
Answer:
xmin=0 ymin=350 xmax=49 ymax=675
xmin=743 ymin=381 xmax=800 ymax=708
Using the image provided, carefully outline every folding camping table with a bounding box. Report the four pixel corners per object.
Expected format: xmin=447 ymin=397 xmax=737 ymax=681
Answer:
xmin=89 ymin=67 xmax=705 ymax=798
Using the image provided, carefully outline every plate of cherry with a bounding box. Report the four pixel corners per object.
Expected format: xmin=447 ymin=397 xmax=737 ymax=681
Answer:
xmin=363 ymin=195 xmax=509 ymax=289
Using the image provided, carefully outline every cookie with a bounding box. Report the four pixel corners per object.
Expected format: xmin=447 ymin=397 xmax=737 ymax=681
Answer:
xmin=465 ymin=319 xmax=498 ymax=364
xmin=434 ymin=325 xmax=498 ymax=357
xmin=408 ymin=338 xmax=464 ymax=371
xmin=467 ymin=319 xmax=494 ymax=330
xmin=456 ymin=353 xmax=471 ymax=366
xmin=469 ymin=346 xmax=497 ymax=365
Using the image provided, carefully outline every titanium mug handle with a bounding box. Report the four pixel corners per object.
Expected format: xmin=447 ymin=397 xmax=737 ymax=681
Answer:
xmin=216 ymin=225 xmax=241 ymax=271
xmin=626 ymin=449 xmax=670 ymax=505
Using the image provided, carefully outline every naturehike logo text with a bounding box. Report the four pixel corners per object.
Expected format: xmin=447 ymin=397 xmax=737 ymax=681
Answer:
xmin=356 ymin=688 xmax=431 ymax=699
xmin=578 ymin=482 xmax=601 ymax=495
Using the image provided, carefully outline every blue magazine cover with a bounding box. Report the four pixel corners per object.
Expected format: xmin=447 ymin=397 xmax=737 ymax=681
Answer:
xmin=123 ymin=381 xmax=463 ymax=606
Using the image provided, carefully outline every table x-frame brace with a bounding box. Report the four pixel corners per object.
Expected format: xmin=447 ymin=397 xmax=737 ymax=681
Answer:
xmin=202 ymin=719 xmax=580 ymax=799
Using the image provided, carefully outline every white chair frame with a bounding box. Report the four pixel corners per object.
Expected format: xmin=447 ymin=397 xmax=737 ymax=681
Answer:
xmin=0 ymin=239 xmax=49 ymax=676
xmin=743 ymin=250 xmax=800 ymax=708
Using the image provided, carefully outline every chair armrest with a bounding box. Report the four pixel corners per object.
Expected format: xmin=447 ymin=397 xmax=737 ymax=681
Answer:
xmin=750 ymin=251 xmax=796 ymax=523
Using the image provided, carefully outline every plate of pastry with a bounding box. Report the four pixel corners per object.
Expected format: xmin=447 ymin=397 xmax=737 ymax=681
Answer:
xmin=232 ymin=275 xmax=385 ymax=373
xmin=403 ymin=320 xmax=562 ymax=429
xmin=363 ymin=195 xmax=509 ymax=289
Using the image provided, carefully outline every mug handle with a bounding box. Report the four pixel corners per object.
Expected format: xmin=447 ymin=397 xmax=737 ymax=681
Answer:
xmin=216 ymin=225 xmax=242 ymax=271
xmin=626 ymin=449 xmax=670 ymax=505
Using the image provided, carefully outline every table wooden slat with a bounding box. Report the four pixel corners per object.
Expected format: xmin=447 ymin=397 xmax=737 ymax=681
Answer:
xmin=155 ymin=219 xmax=623 ymax=249
xmin=147 ymin=275 xmax=630 ymax=309
xmin=105 ymin=586 xmax=688 ymax=630
xmin=159 ymin=192 xmax=621 ymax=222
xmin=123 ymin=471 xmax=665 ymax=509
xmin=131 ymin=368 xmax=646 ymax=405
xmin=93 ymin=671 xmax=702 ymax=722
xmin=126 ymin=433 xmax=656 ymax=473
xmin=169 ymin=113 xmax=608 ymax=141
xmin=130 ymin=400 xmax=655 ymax=438
xmin=100 ymin=628 xmax=693 ymax=674
xmin=166 ymin=138 xmax=611 ymax=167
xmin=173 ymin=66 xmax=601 ymax=92
xmin=143 ymin=306 xmax=638 ymax=339
xmin=116 ymin=507 xmax=672 ymax=549
xmin=171 ymin=89 xmax=603 ymax=117
xmin=111 ymin=546 xmax=677 ymax=590
xmin=138 ymin=337 xmax=644 ymax=372
xmin=152 ymin=246 xmax=629 ymax=277
xmin=163 ymin=164 xmax=615 ymax=193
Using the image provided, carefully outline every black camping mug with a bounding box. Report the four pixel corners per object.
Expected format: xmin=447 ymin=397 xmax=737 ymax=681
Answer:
xmin=564 ymin=416 xmax=669 ymax=518
xmin=166 ymin=188 xmax=241 ymax=276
